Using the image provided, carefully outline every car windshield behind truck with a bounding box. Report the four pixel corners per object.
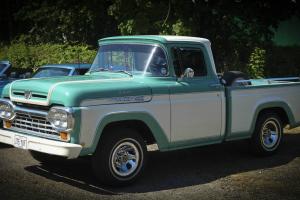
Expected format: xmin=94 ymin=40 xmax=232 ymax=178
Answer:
xmin=90 ymin=44 xmax=168 ymax=77
xmin=0 ymin=63 xmax=10 ymax=75
xmin=33 ymin=67 xmax=71 ymax=78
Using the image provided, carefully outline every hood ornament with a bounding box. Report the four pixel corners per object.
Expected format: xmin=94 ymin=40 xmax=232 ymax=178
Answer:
xmin=24 ymin=90 xmax=32 ymax=99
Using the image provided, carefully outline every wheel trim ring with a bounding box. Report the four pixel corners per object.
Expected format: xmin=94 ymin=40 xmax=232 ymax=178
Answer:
xmin=260 ymin=118 xmax=281 ymax=150
xmin=110 ymin=139 xmax=141 ymax=178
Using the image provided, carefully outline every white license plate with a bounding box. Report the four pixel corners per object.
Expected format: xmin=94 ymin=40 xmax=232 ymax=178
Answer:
xmin=14 ymin=135 xmax=27 ymax=149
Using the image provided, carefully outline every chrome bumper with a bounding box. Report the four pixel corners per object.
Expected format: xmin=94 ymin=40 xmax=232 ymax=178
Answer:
xmin=0 ymin=128 xmax=82 ymax=159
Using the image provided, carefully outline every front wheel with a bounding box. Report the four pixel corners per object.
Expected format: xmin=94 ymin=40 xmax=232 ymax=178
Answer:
xmin=251 ymin=113 xmax=283 ymax=156
xmin=92 ymin=128 xmax=147 ymax=186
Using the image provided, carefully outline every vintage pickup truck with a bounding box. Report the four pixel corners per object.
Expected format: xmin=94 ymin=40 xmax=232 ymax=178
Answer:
xmin=0 ymin=36 xmax=299 ymax=185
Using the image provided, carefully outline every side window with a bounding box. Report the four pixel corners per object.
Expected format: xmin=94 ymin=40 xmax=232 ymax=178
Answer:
xmin=77 ymin=68 xmax=89 ymax=75
xmin=172 ymin=47 xmax=207 ymax=77
xmin=73 ymin=69 xmax=79 ymax=75
xmin=3 ymin=66 xmax=12 ymax=77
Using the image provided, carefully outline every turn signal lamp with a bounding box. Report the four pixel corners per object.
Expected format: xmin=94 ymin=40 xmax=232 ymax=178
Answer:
xmin=60 ymin=132 xmax=69 ymax=141
xmin=4 ymin=121 xmax=12 ymax=128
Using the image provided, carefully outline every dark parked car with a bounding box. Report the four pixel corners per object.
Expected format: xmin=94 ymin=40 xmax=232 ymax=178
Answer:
xmin=32 ymin=63 xmax=91 ymax=78
xmin=0 ymin=61 xmax=31 ymax=94
xmin=0 ymin=61 xmax=11 ymax=77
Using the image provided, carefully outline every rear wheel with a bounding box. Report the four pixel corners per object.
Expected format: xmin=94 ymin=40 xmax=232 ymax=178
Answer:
xmin=251 ymin=113 xmax=283 ymax=156
xmin=92 ymin=128 xmax=147 ymax=186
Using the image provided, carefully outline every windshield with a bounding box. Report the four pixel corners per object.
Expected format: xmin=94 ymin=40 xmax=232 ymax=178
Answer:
xmin=32 ymin=67 xmax=71 ymax=78
xmin=90 ymin=44 xmax=168 ymax=77
xmin=0 ymin=63 xmax=9 ymax=74
xmin=0 ymin=64 xmax=8 ymax=69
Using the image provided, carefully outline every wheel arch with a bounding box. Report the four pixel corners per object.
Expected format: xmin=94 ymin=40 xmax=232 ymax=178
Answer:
xmin=86 ymin=112 xmax=170 ymax=155
xmin=250 ymin=101 xmax=296 ymax=137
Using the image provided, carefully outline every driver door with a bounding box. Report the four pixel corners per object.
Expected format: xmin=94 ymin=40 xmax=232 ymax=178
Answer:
xmin=169 ymin=45 xmax=223 ymax=143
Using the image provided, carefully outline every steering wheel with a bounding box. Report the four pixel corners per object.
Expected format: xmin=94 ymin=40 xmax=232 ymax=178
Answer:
xmin=149 ymin=63 xmax=168 ymax=76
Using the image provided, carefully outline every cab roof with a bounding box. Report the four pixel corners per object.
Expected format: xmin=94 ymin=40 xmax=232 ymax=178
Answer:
xmin=99 ymin=35 xmax=211 ymax=45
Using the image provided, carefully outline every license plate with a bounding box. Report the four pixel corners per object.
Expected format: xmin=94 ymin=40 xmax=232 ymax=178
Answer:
xmin=14 ymin=135 xmax=27 ymax=149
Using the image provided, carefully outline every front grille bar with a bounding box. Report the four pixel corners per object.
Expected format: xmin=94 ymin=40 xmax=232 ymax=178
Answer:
xmin=13 ymin=121 xmax=57 ymax=133
xmin=10 ymin=112 xmax=60 ymax=140
xmin=14 ymin=118 xmax=53 ymax=129
xmin=14 ymin=106 xmax=47 ymax=117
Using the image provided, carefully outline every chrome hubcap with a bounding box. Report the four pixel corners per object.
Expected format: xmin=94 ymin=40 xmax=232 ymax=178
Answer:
xmin=111 ymin=141 xmax=140 ymax=177
xmin=261 ymin=120 xmax=279 ymax=149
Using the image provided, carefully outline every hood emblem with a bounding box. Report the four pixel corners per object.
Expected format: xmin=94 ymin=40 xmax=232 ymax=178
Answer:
xmin=24 ymin=90 xmax=32 ymax=99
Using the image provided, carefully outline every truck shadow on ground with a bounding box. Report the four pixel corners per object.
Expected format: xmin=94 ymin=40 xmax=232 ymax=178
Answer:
xmin=25 ymin=133 xmax=300 ymax=195
xmin=0 ymin=143 xmax=12 ymax=148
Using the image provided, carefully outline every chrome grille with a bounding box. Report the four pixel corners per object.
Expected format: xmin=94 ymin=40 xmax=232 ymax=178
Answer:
xmin=12 ymin=91 xmax=47 ymax=99
xmin=11 ymin=113 xmax=60 ymax=140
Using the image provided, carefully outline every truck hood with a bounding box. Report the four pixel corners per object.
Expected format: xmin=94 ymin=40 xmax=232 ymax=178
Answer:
xmin=9 ymin=74 xmax=152 ymax=107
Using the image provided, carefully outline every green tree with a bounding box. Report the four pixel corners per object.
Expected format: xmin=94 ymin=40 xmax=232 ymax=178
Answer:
xmin=108 ymin=0 xmax=299 ymax=73
xmin=1 ymin=0 xmax=300 ymax=76
xmin=14 ymin=0 xmax=117 ymax=46
xmin=247 ymin=47 xmax=266 ymax=78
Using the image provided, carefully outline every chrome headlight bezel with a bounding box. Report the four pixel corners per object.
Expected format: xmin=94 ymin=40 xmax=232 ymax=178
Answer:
xmin=0 ymin=99 xmax=16 ymax=121
xmin=47 ymin=106 xmax=74 ymax=132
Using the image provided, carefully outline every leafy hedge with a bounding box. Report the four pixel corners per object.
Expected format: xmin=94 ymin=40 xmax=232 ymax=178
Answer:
xmin=247 ymin=47 xmax=266 ymax=79
xmin=0 ymin=42 xmax=96 ymax=72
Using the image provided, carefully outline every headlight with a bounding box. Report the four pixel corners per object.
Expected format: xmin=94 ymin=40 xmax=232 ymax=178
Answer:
xmin=0 ymin=100 xmax=15 ymax=120
xmin=47 ymin=107 xmax=74 ymax=132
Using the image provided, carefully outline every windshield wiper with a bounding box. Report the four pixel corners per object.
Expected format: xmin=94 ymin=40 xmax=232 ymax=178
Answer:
xmin=90 ymin=67 xmax=132 ymax=77
xmin=89 ymin=67 xmax=109 ymax=73
xmin=114 ymin=70 xmax=133 ymax=77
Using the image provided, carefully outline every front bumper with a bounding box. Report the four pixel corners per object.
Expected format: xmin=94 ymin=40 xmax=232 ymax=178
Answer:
xmin=0 ymin=128 xmax=82 ymax=159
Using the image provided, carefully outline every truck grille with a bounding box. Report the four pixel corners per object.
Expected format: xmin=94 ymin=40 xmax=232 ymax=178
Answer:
xmin=11 ymin=113 xmax=60 ymax=140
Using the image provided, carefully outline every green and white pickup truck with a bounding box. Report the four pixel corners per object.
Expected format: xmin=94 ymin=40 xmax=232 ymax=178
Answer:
xmin=0 ymin=36 xmax=300 ymax=185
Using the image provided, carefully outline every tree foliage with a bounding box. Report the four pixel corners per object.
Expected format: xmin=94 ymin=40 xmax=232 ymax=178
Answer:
xmin=0 ymin=39 xmax=96 ymax=71
xmin=3 ymin=0 xmax=117 ymax=45
xmin=0 ymin=0 xmax=300 ymax=75
xmin=108 ymin=0 xmax=299 ymax=72
xmin=247 ymin=47 xmax=266 ymax=78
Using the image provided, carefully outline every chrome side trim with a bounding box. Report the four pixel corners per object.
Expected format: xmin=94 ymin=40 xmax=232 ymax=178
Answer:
xmin=266 ymin=77 xmax=300 ymax=81
xmin=234 ymin=77 xmax=300 ymax=85
xmin=80 ymin=95 xmax=152 ymax=106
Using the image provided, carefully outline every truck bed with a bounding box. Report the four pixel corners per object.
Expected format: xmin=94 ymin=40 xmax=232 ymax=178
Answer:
xmin=225 ymin=77 xmax=300 ymax=141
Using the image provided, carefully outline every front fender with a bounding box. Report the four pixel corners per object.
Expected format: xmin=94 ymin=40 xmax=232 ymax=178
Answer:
xmin=80 ymin=111 xmax=170 ymax=155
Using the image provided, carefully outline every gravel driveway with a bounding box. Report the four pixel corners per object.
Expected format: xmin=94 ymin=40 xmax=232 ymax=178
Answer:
xmin=0 ymin=128 xmax=300 ymax=200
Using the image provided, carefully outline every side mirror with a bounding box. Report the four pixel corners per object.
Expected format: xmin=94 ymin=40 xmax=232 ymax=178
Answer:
xmin=182 ymin=68 xmax=194 ymax=78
